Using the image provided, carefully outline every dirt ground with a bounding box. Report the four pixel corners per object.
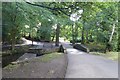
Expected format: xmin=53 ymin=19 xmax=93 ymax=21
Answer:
xmin=2 ymin=53 xmax=68 ymax=79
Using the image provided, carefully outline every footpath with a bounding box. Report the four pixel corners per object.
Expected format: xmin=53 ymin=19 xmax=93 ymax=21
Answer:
xmin=61 ymin=42 xmax=118 ymax=78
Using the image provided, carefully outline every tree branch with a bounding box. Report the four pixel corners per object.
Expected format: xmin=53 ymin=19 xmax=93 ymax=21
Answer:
xmin=26 ymin=2 xmax=70 ymax=17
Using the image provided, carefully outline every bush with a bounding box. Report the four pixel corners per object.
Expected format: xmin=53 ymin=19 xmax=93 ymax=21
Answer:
xmin=84 ymin=43 xmax=106 ymax=52
xmin=70 ymin=39 xmax=81 ymax=43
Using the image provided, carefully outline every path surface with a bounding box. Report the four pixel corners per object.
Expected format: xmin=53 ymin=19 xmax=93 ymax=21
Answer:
xmin=61 ymin=42 xmax=118 ymax=78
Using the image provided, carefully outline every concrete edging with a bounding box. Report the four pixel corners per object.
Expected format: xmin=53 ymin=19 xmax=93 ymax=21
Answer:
xmin=60 ymin=44 xmax=68 ymax=78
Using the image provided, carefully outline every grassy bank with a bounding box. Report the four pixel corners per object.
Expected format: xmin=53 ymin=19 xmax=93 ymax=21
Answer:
xmin=32 ymin=52 xmax=63 ymax=62
xmin=90 ymin=52 xmax=118 ymax=61
xmin=3 ymin=52 xmax=67 ymax=78
xmin=4 ymin=52 xmax=63 ymax=70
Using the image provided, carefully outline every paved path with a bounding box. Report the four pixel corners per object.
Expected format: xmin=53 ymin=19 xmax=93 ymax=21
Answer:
xmin=61 ymin=42 xmax=118 ymax=78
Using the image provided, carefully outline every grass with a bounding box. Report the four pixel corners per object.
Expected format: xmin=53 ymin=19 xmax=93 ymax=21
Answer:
xmin=85 ymin=42 xmax=118 ymax=61
xmin=90 ymin=51 xmax=118 ymax=61
xmin=4 ymin=63 xmax=20 ymax=70
xmin=34 ymin=52 xmax=63 ymax=62
xmin=104 ymin=52 xmax=118 ymax=61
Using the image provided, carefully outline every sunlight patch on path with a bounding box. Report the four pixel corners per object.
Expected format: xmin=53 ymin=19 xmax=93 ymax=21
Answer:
xmin=22 ymin=38 xmax=44 ymax=45
xmin=67 ymin=49 xmax=86 ymax=55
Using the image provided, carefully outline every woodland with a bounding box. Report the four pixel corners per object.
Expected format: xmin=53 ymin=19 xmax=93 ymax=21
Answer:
xmin=2 ymin=2 xmax=119 ymax=52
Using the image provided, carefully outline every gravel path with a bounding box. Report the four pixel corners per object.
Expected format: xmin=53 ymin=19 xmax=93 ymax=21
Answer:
xmin=61 ymin=42 xmax=118 ymax=78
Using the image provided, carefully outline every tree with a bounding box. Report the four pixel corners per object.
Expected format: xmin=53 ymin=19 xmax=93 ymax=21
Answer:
xmin=2 ymin=2 xmax=118 ymax=52
xmin=2 ymin=2 xmax=25 ymax=50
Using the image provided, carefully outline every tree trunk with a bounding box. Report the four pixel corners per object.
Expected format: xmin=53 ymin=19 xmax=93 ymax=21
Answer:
xmin=32 ymin=35 xmax=33 ymax=46
xmin=11 ymin=34 xmax=16 ymax=51
xmin=109 ymin=24 xmax=115 ymax=43
xmin=52 ymin=35 xmax=55 ymax=41
xmin=11 ymin=28 xmax=16 ymax=51
xmin=81 ymin=26 xmax=85 ymax=44
xmin=11 ymin=39 xmax=15 ymax=51
xmin=118 ymin=25 xmax=120 ymax=51
xmin=90 ymin=32 xmax=92 ymax=40
xmin=55 ymin=24 xmax=60 ymax=46
xmin=72 ymin=24 xmax=74 ymax=44
xmin=75 ymin=23 xmax=78 ymax=42
xmin=86 ymin=31 xmax=89 ymax=43
xmin=72 ymin=23 xmax=75 ymax=44
xmin=32 ymin=39 xmax=33 ymax=46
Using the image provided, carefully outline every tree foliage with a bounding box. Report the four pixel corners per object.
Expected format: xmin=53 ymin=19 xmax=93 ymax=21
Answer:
xmin=2 ymin=2 xmax=118 ymax=51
